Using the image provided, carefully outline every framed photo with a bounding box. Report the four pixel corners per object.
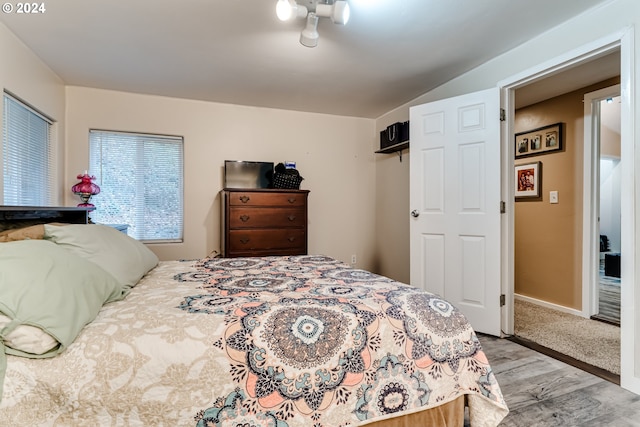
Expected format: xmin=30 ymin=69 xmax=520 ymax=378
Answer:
xmin=515 ymin=161 xmax=541 ymax=200
xmin=515 ymin=122 xmax=563 ymax=158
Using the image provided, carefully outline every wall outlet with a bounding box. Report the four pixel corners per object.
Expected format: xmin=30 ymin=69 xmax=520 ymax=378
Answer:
xmin=351 ymin=254 xmax=357 ymax=265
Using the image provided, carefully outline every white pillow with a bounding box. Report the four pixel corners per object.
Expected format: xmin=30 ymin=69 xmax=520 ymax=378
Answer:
xmin=44 ymin=224 xmax=159 ymax=288
xmin=0 ymin=313 xmax=57 ymax=355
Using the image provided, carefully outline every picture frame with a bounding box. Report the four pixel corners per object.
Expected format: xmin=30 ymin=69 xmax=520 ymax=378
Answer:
xmin=515 ymin=161 xmax=541 ymax=200
xmin=514 ymin=122 xmax=563 ymax=158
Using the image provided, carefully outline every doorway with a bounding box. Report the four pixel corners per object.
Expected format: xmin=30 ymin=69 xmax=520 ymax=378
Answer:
xmin=505 ymin=49 xmax=621 ymax=382
xmin=509 ymin=79 xmax=622 ymax=379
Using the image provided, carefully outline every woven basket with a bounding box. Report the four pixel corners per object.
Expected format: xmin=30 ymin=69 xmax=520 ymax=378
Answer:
xmin=273 ymin=172 xmax=303 ymax=189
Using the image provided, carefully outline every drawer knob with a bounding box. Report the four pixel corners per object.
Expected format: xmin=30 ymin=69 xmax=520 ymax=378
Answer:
xmin=287 ymin=215 xmax=296 ymax=221
xmin=287 ymin=198 xmax=296 ymax=204
xmin=287 ymin=236 xmax=296 ymax=242
xmin=239 ymin=238 xmax=250 ymax=244
xmin=240 ymin=215 xmax=250 ymax=222
xmin=239 ymin=196 xmax=250 ymax=203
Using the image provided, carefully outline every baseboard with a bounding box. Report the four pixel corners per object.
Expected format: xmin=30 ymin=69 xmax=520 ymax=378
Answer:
xmin=514 ymin=293 xmax=586 ymax=318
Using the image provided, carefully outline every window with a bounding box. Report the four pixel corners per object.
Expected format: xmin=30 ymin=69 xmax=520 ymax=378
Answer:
xmin=89 ymin=130 xmax=184 ymax=242
xmin=2 ymin=92 xmax=54 ymax=206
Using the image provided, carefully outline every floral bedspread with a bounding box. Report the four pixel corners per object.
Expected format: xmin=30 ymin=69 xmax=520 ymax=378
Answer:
xmin=0 ymin=255 xmax=507 ymax=426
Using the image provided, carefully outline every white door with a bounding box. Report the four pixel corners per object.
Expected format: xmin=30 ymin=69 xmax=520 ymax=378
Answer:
xmin=409 ymin=88 xmax=502 ymax=336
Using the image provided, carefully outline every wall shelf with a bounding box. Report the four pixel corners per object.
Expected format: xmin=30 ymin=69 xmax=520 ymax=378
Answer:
xmin=375 ymin=140 xmax=409 ymax=161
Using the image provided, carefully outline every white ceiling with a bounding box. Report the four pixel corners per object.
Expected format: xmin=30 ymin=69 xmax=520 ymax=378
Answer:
xmin=0 ymin=0 xmax=614 ymax=118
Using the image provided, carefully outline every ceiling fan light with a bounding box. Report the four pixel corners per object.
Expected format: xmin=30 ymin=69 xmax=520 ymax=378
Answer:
xmin=276 ymin=0 xmax=294 ymax=21
xmin=316 ymin=0 xmax=350 ymax=25
xmin=277 ymin=0 xmax=308 ymax=21
xmin=300 ymin=13 xmax=319 ymax=47
xmin=295 ymin=4 xmax=309 ymax=18
xmin=333 ymin=1 xmax=350 ymax=25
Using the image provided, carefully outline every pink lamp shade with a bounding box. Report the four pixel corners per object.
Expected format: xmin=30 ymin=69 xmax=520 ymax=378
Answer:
xmin=71 ymin=172 xmax=100 ymax=208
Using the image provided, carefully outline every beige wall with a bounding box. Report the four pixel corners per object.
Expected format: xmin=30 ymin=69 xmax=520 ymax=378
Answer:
xmin=373 ymin=149 xmax=410 ymax=282
xmin=65 ymin=87 xmax=377 ymax=266
xmin=0 ymin=23 xmax=67 ymax=202
xmin=374 ymin=115 xmax=410 ymax=283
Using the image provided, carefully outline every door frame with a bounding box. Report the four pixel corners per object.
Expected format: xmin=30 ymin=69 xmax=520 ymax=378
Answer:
xmin=498 ymin=27 xmax=638 ymax=394
xmin=583 ymin=84 xmax=621 ymax=319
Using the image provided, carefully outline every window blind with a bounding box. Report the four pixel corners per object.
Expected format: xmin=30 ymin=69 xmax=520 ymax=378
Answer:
xmin=89 ymin=130 xmax=184 ymax=242
xmin=2 ymin=92 xmax=54 ymax=206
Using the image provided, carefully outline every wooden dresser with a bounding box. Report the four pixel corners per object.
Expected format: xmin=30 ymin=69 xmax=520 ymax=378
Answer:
xmin=221 ymin=188 xmax=310 ymax=257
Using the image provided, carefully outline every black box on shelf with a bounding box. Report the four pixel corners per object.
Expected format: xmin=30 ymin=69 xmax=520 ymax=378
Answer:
xmin=380 ymin=121 xmax=409 ymax=149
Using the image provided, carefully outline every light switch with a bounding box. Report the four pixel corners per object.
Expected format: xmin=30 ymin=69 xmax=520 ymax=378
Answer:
xmin=550 ymin=191 xmax=558 ymax=204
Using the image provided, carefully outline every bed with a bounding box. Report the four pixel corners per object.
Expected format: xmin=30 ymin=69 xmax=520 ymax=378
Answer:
xmin=0 ymin=207 xmax=508 ymax=426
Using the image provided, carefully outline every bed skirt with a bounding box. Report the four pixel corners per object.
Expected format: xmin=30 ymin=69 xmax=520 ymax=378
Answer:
xmin=368 ymin=396 xmax=465 ymax=427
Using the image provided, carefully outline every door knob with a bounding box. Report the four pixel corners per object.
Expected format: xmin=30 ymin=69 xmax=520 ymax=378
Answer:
xmin=411 ymin=210 xmax=420 ymax=218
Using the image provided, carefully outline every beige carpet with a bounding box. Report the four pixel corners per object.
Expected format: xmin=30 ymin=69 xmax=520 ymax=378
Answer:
xmin=514 ymin=299 xmax=621 ymax=375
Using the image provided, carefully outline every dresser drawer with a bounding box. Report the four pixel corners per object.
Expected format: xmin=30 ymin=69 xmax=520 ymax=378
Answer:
xmin=228 ymin=191 xmax=307 ymax=207
xmin=227 ymin=247 xmax=307 ymax=258
xmin=227 ymin=229 xmax=306 ymax=252
xmin=228 ymin=207 xmax=305 ymax=228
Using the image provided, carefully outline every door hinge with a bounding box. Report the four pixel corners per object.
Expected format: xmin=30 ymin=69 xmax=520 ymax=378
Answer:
xmin=500 ymin=294 xmax=506 ymax=307
xmin=500 ymin=201 xmax=506 ymax=213
xmin=500 ymin=108 xmax=506 ymax=122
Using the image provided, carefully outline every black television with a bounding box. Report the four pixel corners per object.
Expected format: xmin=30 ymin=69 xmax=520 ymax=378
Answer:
xmin=224 ymin=160 xmax=274 ymax=189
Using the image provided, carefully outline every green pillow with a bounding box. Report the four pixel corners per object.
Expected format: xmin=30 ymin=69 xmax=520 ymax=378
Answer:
xmin=44 ymin=223 xmax=159 ymax=289
xmin=0 ymin=239 xmax=128 ymax=402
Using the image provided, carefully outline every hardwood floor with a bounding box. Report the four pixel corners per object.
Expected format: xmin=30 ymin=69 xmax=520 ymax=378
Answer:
xmin=475 ymin=334 xmax=640 ymax=426
xmin=592 ymin=259 xmax=620 ymax=325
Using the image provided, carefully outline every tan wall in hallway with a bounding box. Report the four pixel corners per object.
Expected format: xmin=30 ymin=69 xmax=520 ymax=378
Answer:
xmin=514 ymin=77 xmax=619 ymax=309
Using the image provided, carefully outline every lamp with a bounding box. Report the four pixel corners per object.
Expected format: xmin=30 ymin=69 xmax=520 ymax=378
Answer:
xmin=276 ymin=0 xmax=308 ymax=21
xmin=276 ymin=0 xmax=350 ymax=47
xmin=300 ymin=13 xmax=319 ymax=48
xmin=316 ymin=1 xmax=350 ymax=25
xmin=71 ymin=171 xmax=100 ymax=209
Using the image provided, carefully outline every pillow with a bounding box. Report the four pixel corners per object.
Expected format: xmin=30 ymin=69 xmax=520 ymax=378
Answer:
xmin=0 ymin=239 xmax=128 ymax=401
xmin=0 ymin=240 xmax=127 ymax=354
xmin=0 ymin=224 xmax=46 ymax=242
xmin=0 ymin=313 xmax=58 ymax=355
xmin=44 ymin=224 xmax=159 ymax=289
xmin=0 ymin=223 xmax=70 ymax=242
